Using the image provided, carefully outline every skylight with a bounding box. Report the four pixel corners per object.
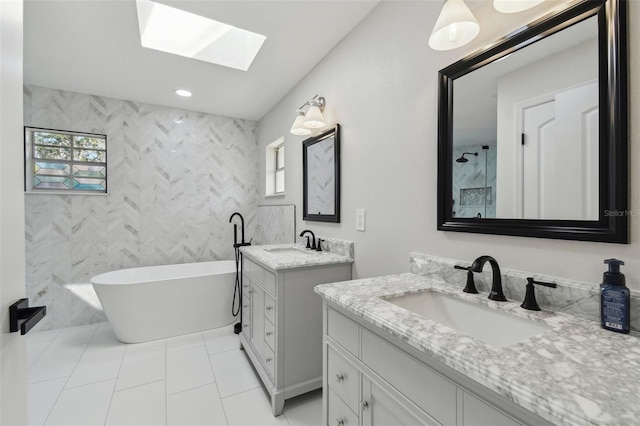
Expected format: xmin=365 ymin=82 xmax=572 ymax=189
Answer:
xmin=135 ymin=0 xmax=266 ymax=71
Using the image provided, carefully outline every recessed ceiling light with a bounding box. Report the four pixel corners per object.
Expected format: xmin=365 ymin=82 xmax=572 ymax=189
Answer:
xmin=175 ymin=89 xmax=192 ymax=97
xmin=136 ymin=0 xmax=267 ymax=71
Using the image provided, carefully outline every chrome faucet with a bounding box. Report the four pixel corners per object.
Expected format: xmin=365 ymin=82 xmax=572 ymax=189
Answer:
xmin=299 ymin=230 xmax=316 ymax=250
xmin=470 ymin=255 xmax=507 ymax=301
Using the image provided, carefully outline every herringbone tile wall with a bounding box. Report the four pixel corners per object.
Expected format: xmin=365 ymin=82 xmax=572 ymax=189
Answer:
xmin=24 ymin=85 xmax=259 ymax=331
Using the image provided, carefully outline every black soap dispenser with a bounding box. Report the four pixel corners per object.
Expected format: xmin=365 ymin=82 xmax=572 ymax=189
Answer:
xmin=600 ymin=258 xmax=630 ymax=334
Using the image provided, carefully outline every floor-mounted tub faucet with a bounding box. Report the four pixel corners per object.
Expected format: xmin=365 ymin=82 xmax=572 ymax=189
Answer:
xmin=229 ymin=212 xmax=251 ymax=248
xmin=470 ymin=255 xmax=507 ymax=301
xmin=299 ymin=230 xmax=316 ymax=250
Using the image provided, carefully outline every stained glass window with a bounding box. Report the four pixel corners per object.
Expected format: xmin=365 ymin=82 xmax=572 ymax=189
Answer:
xmin=25 ymin=127 xmax=107 ymax=193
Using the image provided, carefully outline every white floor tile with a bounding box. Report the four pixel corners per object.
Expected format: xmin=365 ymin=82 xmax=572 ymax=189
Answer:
xmin=106 ymin=380 xmax=166 ymax=426
xmin=65 ymin=346 xmax=125 ymax=389
xmin=167 ymin=346 xmax=214 ymax=395
xmin=166 ymin=331 xmax=204 ymax=353
xmin=223 ymin=387 xmax=289 ymax=426
xmin=283 ymin=390 xmax=322 ymax=426
xmin=44 ymin=379 xmax=115 ymax=426
xmin=203 ymin=325 xmax=240 ymax=355
xmin=54 ymin=323 xmax=99 ymax=346
xmin=209 ymin=349 xmax=261 ymax=398
xmin=123 ymin=338 xmax=165 ymax=355
xmin=86 ymin=323 xmax=121 ymax=350
xmin=27 ymin=340 xmax=52 ymax=370
xmin=26 ymin=328 xmax=61 ymax=344
xmin=28 ymin=377 xmax=67 ymax=426
xmin=167 ymin=384 xmax=228 ymax=426
xmin=28 ymin=343 xmax=87 ymax=384
xmin=115 ymin=345 xmax=165 ymax=391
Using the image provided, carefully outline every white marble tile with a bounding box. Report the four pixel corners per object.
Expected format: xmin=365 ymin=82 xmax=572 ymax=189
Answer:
xmin=28 ymin=342 xmax=87 ymax=384
xmin=167 ymin=346 xmax=214 ymax=395
xmin=256 ymin=205 xmax=295 ymax=245
xmin=44 ymin=379 xmax=115 ymax=426
xmin=209 ymin=349 xmax=261 ymax=398
xmin=222 ymin=387 xmax=289 ymax=426
xmin=167 ymin=384 xmax=228 ymax=426
xmin=25 ymin=85 xmax=259 ymax=331
xmin=106 ymin=380 xmax=166 ymax=426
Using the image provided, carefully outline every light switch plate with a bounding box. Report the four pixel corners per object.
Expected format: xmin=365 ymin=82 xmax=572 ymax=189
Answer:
xmin=356 ymin=209 xmax=366 ymax=231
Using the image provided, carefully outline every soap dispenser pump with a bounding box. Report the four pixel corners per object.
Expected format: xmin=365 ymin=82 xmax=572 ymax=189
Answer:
xmin=600 ymin=258 xmax=630 ymax=334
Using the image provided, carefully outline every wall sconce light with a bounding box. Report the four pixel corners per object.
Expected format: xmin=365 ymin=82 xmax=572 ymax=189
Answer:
xmin=494 ymin=0 xmax=544 ymax=14
xmin=429 ymin=0 xmax=479 ymax=51
xmin=289 ymin=95 xmax=326 ymax=135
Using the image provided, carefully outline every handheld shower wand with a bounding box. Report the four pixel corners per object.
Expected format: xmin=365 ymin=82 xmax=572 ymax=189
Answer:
xmin=229 ymin=212 xmax=252 ymax=334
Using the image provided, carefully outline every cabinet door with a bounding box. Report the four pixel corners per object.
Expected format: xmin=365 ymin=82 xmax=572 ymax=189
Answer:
xmin=250 ymin=284 xmax=264 ymax=354
xmin=362 ymin=377 xmax=439 ymax=426
xmin=462 ymin=392 xmax=522 ymax=426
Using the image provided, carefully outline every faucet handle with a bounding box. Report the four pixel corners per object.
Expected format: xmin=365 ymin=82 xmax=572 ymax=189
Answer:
xmin=316 ymin=239 xmax=323 ymax=252
xmin=521 ymin=277 xmax=557 ymax=311
xmin=454 ymin=265 xmax=479 ymax=294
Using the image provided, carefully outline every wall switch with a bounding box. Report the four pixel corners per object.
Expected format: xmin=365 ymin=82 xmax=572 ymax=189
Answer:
xmin=356 ymin=209 xmax=366 ymax=231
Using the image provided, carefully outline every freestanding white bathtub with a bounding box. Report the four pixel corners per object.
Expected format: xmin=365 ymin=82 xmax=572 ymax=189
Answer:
xmin=91 ymin=261 xmax=236 ymax=343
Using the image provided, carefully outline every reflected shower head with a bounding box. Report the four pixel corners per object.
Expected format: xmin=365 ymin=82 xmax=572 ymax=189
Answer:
xmin=456 ymin=152 xmax=478 ymax=163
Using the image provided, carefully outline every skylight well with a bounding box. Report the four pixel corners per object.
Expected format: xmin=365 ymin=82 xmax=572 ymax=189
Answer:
xmin=135 ymin=0 xmax=266 ymax=71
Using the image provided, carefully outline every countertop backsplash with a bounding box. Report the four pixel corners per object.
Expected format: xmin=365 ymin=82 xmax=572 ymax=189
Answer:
xmin=410 ymin=252 xmax=640 ymax=333
xmin=295 ymin=236 xmax=354 ymax=259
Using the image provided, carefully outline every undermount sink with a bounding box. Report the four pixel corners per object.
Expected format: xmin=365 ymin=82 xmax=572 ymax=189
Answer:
xmin=383 ymin=290 xmax=552 ymax=348
xmin=263 ymin=247 xmax=313 ymax=256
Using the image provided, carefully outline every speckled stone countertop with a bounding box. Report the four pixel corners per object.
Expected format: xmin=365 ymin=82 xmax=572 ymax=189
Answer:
xmin=241 ymin=243 xmax=353 ymax=271
xmin=315 ymin=273 xmax=640 ymax=426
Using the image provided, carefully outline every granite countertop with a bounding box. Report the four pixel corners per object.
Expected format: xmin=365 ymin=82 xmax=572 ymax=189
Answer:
xmin=240 ymin=243 xmax=353 ymax=271
xmin=315 ymin=273 xmax=640 ymax=426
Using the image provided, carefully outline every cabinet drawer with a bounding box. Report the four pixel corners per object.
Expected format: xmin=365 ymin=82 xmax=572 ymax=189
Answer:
xmin=264 ymin=318 xmax=275 ymax=351
xmin=264 ymin=293 xmax=276 ymax=324
xmin=361 ymin=330 xmax=456 ymax=426
xmin=328 ymin=346 xmax=359 ymax=412
xmin=328 ymin=308 xmax=359 ymax=356
xmin=328 ymin=388 xmax=358 ymax=426
xmin=263 ymin=269 xmax=276 ymax=295
xmin=243 ymin=258 xmax=264 ymax=284
xmin=263 ymin=345 xmax=276 ymax=379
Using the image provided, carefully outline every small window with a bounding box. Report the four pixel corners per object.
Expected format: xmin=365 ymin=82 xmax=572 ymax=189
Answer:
xmin=25 ymin=127 xmax=107 ymax=193
xmin=275 ymin=144 xmax=285 ymax=194
xmin=265 ymin=137 xmax=285 ymax=197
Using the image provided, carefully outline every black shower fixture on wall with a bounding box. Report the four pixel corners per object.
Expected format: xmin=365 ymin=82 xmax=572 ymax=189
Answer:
xmin=456 ymin=152 xmax=478 ymax=163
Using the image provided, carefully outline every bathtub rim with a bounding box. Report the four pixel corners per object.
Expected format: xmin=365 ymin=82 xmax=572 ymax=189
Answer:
xmin=90 ymin=259 xmax=237 ymax=286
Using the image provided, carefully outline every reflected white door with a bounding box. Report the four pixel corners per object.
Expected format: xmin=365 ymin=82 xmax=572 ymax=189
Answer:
xmin=521 ymin=81 xmax=598 ymax=220
xmin=1 ymin=1 xmax=28 ymax=424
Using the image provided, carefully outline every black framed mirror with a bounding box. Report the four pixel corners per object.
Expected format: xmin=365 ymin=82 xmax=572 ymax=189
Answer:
xmin=303 ymin=124 xmax=340 ymax=223
xmin=437 ymin=0 xmax=628 ymax=243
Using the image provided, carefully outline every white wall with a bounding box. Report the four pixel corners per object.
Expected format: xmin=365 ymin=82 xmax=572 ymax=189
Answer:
xmin=0 ymin=0 xmax=28 ymax=423
xmin=257 ymin=1 xmax=640 ymax=289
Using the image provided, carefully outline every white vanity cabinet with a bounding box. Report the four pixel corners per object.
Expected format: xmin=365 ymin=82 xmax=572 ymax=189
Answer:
xmin=324 ymin=306 xmax=551 ymax=426
xmin=240 ymin=255 xmax=352 ymax=416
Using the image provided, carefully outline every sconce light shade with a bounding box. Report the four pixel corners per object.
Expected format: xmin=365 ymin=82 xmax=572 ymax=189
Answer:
xmin=428 ymin=0 xmax=480 ymax=51
xmin=290 ymin=110 xmax=312 ymax=136
xmin=493 ymin=0 xmax=544 ymax=13
xmin=303 ymin=99 xmax=326 ymax=129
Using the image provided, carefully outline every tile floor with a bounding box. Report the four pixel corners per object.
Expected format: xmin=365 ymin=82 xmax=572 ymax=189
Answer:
xmin=27 ymin=322 xmax=322 ymax=426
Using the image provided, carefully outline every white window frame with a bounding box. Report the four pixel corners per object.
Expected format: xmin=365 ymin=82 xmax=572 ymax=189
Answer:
xmin=265 ymin=137 xmax=285 ymax=197
xmin=24 ymin=127 xmax=108 ymax=195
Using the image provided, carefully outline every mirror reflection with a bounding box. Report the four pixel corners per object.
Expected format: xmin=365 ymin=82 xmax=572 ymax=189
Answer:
xmin=452 ymin=16 xmax=598 ymax=220
xmin=303 ymin=125 xmax=340 ymax=223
